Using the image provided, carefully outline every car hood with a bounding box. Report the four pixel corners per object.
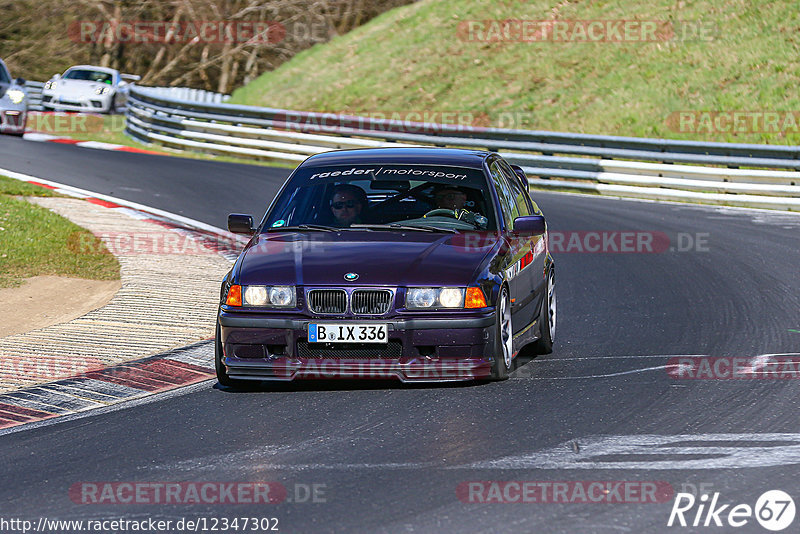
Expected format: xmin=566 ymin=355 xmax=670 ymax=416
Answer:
xmin=51 ymin=79 xmax=110 ymax=97
xmin=236 ymin=230 xmax=497 ymax=287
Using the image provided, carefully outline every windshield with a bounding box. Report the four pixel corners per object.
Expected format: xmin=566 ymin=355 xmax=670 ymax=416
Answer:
xmin=63 ymin=69 xmax=113 ymax=84
xmin=264 ymin=164 xmax=496 ymax=231
xmin=0 ymin=63 xmax=10 ymax=84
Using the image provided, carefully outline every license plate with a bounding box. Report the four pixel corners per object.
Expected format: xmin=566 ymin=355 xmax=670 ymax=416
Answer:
xmin=308 ymin=323 xmax=388 ymax=343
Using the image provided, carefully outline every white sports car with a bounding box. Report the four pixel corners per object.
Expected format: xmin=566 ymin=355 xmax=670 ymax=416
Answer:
xmin=0 ymin=58 xmax=27 ymax=136
xmin=41 ymin=65 xmax=139 ymax=114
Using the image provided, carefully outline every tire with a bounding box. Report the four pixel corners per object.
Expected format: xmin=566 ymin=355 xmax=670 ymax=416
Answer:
xmin=490 ymin=286 xmax=513 ymax=380
xmin=215 ymin=322 xmax=245 ymax=388
xmin=532 ymin=268 xmax=556 ymax=354
xmin=109 ymin=94 xmax=119 ymax=114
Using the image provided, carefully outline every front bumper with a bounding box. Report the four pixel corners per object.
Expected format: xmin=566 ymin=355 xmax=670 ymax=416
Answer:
xmin=42 ymin=93 xmax=112 ymax=112
xmin=219 ymin=313 xmax=498 ymax=382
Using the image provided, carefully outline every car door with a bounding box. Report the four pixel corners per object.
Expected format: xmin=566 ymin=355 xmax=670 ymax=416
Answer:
xmin=499 ymin=160 xmax=544 ymax=329
xmin=495 ymin=160 xmax=540 ymax=330
xmin=488 ymin=160 xmax=530 ymax=334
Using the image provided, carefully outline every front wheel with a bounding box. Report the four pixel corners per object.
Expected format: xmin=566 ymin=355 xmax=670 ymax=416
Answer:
xmin=490 ymin=286 xmax=513 ymax=380
xmin=532 ymin=268 xmax=556 ymax=354
xmin=110 ymin=93 xmax=122 ymax=114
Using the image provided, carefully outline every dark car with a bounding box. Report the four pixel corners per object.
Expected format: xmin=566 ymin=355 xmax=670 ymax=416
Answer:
xmin=216 ymin=147 xmax=556 ymax=384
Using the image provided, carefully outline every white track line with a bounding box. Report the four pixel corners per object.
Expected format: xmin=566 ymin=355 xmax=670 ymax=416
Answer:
xmin=513 ymin=364 xmax=681 ymax=380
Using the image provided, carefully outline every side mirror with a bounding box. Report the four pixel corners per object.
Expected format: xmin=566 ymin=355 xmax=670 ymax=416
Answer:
xmin=15 ymin=77 xmax=26 ymax=86
xmin=513 ymin=215 xmax=546 ymax=236
xmin=52 ymin=73 xmax=61 ymax=80
xmin=228 ymin=213 xmax=255 ymax=235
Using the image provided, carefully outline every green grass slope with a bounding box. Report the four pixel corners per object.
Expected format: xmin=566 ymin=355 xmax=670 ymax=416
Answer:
xmin=0 ymin=176 xmax=120 ymax=287
xmin=230 ymin=0 xmax=800 ymax=144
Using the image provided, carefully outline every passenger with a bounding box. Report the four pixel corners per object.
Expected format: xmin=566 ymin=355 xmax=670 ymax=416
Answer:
xmin=330 ymin=184 xmax=367 ymax=226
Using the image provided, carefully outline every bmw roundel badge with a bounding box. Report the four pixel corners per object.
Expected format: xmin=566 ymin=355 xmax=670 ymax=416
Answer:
xmin=344 ymin=272 xmax=359 ymax=281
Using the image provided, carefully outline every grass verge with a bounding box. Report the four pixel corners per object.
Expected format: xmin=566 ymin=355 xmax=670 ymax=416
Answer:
xmin=0 ymin=175 xmax=120 ymax=288
xmin=229 ymin=0 xmax=800 ymax=145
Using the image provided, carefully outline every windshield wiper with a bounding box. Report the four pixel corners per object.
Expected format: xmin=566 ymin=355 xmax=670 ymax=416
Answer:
xmin=350 ymin=223 xmax=457 ymax=234
xmin=268 ymin=224 xmax=338 ymax=232
xmin=394 ymin=224 xmax=458 ymax=233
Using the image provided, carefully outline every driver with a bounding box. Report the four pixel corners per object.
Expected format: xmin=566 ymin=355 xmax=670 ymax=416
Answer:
xmin=434 ymin=185 xmax=468 ymax=210
xmin=429 ymin=185 xmax=488 ymax=230
xmin=330 ymin=184 xmax=367 ymax=227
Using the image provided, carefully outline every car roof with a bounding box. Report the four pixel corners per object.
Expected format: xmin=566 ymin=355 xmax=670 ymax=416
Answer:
xmin=64 ymin=65 xmax=118 ymax=75
xmin=300 ymin=147 xmax=494 ymax=170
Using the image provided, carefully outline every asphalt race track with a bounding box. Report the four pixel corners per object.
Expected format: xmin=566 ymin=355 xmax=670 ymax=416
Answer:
xmin=2 ymin=136 xmax=800 ymax=533
xmin=0 ymin=137 xmax=288 ymax=229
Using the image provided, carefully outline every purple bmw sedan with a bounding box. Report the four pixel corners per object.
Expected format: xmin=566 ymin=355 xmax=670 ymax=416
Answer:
xmin=216 ymin=147 xmax=556 ymax=384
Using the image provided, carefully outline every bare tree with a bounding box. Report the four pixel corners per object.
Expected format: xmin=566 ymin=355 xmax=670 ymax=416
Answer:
xmin=0 ymin=0 xmax=414 ymax=91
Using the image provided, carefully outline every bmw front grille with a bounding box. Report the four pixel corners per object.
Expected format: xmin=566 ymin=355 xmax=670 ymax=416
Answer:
xmin=351 ymin=290 xmax=392 ymax=315
xmin=307 ymin=289 xmax=347 ymax=314
xmin=306 ymin=288 xmax=393 ymax=315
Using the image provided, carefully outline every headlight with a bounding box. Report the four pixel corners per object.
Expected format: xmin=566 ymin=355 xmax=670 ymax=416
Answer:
xmin=406 ymin=287 xmax=465 ymax=309
xmin=237 ymin=285 xmax=295 ymax=307
xmin=95 ymin=86 xmax=111 ymax=95
xmin=6 ymin=89 xmax=25 ymax=104
xmin=243 ymin=285 xmax=268 ymax=306
xmin=268 ymin=286 xmax=295 ymax=307
xmin=439 ymin=287 xmax=465 ymax=308
xmin=407 ymin=288 xmax=438 ymax=308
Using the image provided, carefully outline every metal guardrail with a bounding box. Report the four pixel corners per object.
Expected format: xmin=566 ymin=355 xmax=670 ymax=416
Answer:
xmin=125 ymin=86 xmax=800 ymax=211
xmin=135 ymin=86 xmax=230 ymax=104
xmin=24 ymin=81 xmax=44 ymax=111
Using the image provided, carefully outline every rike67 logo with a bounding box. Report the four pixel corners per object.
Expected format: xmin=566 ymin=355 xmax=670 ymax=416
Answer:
xmin=668 ymin=490 xmax=796 ymax=531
